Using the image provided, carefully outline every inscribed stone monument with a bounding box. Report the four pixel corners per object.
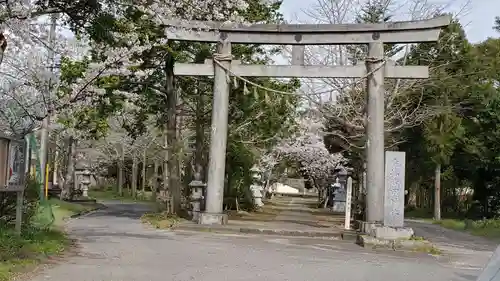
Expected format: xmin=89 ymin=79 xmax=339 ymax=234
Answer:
xmin=384 ymin=151 xmax=406 ymax=227
xmin=332 ymin=185 xmax=346 ymax=212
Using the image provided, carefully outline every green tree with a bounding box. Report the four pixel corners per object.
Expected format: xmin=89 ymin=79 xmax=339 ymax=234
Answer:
xmin=450 ymin=37 xmax=500 ymax=217
xmin=59 ymin=0 xmax=300 ymax=212
xmin=403 ymin=19 xmax=473 ymax=219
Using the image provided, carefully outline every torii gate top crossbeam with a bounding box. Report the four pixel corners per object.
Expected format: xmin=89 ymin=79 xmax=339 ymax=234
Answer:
xmin=165 ymin=15 xmax=451 ymax=45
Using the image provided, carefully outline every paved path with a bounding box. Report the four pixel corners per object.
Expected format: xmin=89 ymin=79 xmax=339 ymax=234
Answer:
xmin=269 ymin=197 xmax=341 ymax=229
xmin=406 ymin=220 xmax=497 ymax=270
xmin=264 ymin=196 xmax=344 ymax=229
xmin=29 ymin=201 xmax=484 ymax=281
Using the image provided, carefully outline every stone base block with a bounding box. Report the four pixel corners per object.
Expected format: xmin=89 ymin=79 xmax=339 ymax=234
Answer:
xmin=357 ymin=235 xmax=437 ymax=253
xmin=198 ymin=212 xmax=228 ymax=225
xmin=357 ymin=221 xmax=381 ymax=234
xmin=371 ymin=226 xmax=414 ymax=240
xmin=191 ymin=211 xmax=201 ymax=222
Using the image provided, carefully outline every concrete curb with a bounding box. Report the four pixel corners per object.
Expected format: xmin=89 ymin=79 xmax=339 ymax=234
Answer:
xmin=172 ymin=223 xmax=359 ymax=240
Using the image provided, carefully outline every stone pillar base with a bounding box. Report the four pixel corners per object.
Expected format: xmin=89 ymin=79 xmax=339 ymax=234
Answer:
xmin=357 ymin=221 xmax=381 ymax=234
xmin=370 ymin=226 xmax=414 ymax=240
xmin=198 ymin=212 xmax=228 ymax=225
xmin=358 ymin=221 xmax=413 ymax=239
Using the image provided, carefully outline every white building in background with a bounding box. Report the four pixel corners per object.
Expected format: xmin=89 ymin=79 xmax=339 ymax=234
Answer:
xmin=270 ymin=182 xmax=300 ymax=195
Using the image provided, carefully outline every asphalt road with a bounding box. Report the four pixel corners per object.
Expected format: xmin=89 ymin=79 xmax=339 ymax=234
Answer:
xmin=29 ymin=202 xmax=486 ymax=281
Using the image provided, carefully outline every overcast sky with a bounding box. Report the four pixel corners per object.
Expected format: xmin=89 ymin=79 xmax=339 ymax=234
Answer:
xmin=279 ymin=0 xmax=497 ymax=43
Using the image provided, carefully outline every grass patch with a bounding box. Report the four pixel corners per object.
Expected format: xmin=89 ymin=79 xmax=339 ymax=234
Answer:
xmin=412 ymin=245 xmax=442 ymax=255
xmin=0 ymin=199 xmax=101 ymax=280
xmin=141 ymin=212 xmax=183 ymax=229
xmin=434 ymin=219 xmax=465 ymax=231
xmin=48 ymin=199 xmax=100 ymax=227
xmin=89 ymin=189 xmax=152 ymax=203
xmin=0 ymin=226 xmax=69 ymax=281
xmin=410 ymin=235 xmax=425 ymax=241
xmin=434 ymin=218 xmax=500 ymax=239
xmin=407 ymin=208 xmax=500 ymax=239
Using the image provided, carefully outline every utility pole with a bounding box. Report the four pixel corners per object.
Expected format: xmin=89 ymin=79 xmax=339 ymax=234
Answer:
xmin=39 ymin=14 xmax=58 ymax=198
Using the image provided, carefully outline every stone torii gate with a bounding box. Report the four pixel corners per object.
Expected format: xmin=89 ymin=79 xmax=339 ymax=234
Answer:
xmin=166 ymin=16 xmax=451 ymax=225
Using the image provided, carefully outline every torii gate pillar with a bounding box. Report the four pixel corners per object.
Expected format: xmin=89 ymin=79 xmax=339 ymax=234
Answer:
xmin=365 ymin=42 xmax=385 ymax=224
xmin=199 ymin=40 xmax=232 ymax=225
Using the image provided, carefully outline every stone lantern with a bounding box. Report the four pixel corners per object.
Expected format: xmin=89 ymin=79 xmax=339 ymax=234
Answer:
xmin=80 ymin=169 xmax=91 ymax=198
xmin=249 ymin=165 xmax=264 ymax=207
xmin=74 ymin=158 xmax=93 ymax=199
xmin=189 ymin=172 xmax=206 ymax=222
xmin=332 ymin=167 xmax=349 ymax=212
xmin=336 ymin=166 xmax=349 ymax=186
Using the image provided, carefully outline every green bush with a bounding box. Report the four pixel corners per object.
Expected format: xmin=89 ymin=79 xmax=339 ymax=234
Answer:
xmin=472 ymin=218 xmax=500 ymax=229
xmin=0 ymin=178 xmax=41 ymax=227
xmin=467 ymin=218 xmax=500 ymax=238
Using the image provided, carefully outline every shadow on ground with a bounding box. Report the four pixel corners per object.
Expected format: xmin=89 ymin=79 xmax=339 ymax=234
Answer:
xmin=84 ymin=200 xmax=153 ymax=219
xmin=70 ymin=229 xmax=177 ymax=243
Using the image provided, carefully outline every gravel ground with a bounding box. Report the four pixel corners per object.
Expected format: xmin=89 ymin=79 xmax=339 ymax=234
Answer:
xmin=29 ymin=202 xmax=487 ymax=281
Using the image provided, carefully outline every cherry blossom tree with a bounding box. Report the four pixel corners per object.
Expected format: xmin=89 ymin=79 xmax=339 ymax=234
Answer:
xmin=262 ymin=111 xmax=346 ymax=195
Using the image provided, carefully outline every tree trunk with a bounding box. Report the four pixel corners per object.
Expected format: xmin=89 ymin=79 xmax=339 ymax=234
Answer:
xmin=162 ymin=124 xmax=170 ymax=210
xmin=152 ymin=159 xmax=159 ymax=202
xmin=59 ymin=137 xmax=75 ymax=200
xmin=434 ymin=163 xmax=441 ymax=220
xmin=141 ymin=151 xmax=147 ymax=198
xmin=117 ymin=156 xmax=124 ymax=196
xmin=165 ymin=53 xmax=182 ymax=214
xmin=131 ymin=157 xmax=138 ymax=199
xmin=407 ymin=182 xmax=418 ymax=208
xmin=357 ymin=171 xmax=363 ymax=199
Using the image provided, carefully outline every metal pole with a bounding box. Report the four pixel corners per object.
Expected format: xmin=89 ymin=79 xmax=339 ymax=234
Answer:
xmin=39 ymin=14 xmax=58 ymax=198
xmin=365 ymin=42 xmax=385 ymax=224
xmin=204 ymin=40 xmax=231 ymax=219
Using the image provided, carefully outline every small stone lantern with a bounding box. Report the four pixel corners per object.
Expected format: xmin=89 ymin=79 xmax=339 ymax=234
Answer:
xmin=336 ymin=167 xmax=349 ymax=186
xmin=249 ymin=165 xmax=264 ymax=208
xmin=332 ymin=167 xmax=349 ymax=212
xmin=189 ymin=172 xmax=206 ymax=222
xmin=80 ymin=169 xmax=91 ymax=198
